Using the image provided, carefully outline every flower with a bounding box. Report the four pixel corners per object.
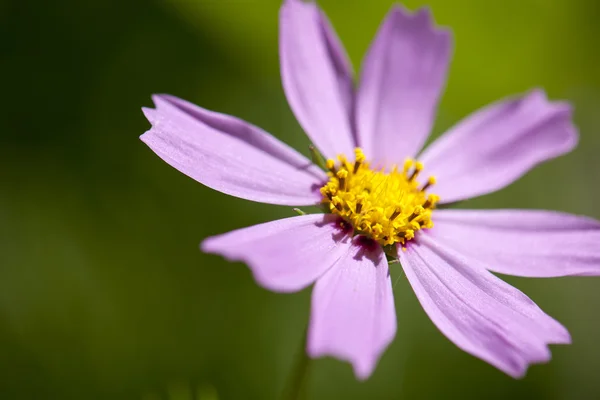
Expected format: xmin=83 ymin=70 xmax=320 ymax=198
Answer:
xmin=140 ymin=0 xmax=600 ymax=380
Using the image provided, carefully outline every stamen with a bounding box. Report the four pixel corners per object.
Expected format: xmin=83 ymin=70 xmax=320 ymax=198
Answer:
xmin=337 ymin=155 xmax=349 ymax=171
xmin=331 ymin=195 xmax=344 ymax=212
xmin=421 ymin=176 xmax=436 ymax=192
xmin=408 ymin=161 xmax=424 ymax=182
xmin=408 ymin=205 xmax=425 ymax=221
xmin=336 ymin=170 xmax=348 ymax=191
xmin=320 ymin=148 xmax=438 ymax=246
xmin=326 ymin=159 xmax=336 ymax=174
xmin=422 ymin=194 xmax=440 ymax=209
xmin=355 ymin=202 xmax=362 ymax=213
xmin=353 ymin=148 xmax=366 ymax=174
xmin=389 ymin=207 xmax=402 ymax=221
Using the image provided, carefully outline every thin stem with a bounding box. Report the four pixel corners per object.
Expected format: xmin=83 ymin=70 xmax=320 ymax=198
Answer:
xmin=309 ymin=145 xmax=326 ymax=171
xmin=280 ymin=329 xmax=311 ymax=400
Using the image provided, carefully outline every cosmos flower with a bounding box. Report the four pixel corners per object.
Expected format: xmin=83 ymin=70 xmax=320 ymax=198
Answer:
xmin=141 ymin=0 xmax=600 ymax=380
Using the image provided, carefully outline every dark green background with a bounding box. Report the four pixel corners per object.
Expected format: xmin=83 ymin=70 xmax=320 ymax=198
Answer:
xmin=2 ymin=0 xmax=600 ymax=398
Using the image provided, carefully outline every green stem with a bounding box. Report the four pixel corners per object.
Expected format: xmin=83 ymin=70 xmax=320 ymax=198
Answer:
xmin=309 ymin=145 xmax=326 ymax=171
xmin=280 ymin=329 xmax=311 ymax=400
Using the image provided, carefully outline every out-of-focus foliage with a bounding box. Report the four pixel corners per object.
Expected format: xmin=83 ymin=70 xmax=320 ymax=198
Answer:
xmin=1 ymin=0 xmax=600 ymax=398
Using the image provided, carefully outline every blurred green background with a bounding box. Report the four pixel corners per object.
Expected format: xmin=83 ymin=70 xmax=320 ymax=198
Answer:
xmin=2 ymin=0 xmax=600 ymax=398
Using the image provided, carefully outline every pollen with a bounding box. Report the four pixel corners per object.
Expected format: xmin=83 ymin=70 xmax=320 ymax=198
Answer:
xmin=320 ymin=148 xmax=439 ymax=246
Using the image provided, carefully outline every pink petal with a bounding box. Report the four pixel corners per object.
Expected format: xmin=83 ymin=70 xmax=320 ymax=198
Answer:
xmin=430 ymin=209 xmax=600 ymax=277
xmin=356 ymin=5 xmax=452 ymax=165
xmin=399 ymin=234 xmax=570 ymax=378
xmin=279 ymin=0 xmax=356 ymax=159
xmin=419 ymin=89 xmax=577 ymax=203
xmin=141 ymin=95 xmax=326 ymax=206
xmin=307 ymin=237 xmax=396 ymax=380
xmin=201 ymin=214 xmax=352 ymax=293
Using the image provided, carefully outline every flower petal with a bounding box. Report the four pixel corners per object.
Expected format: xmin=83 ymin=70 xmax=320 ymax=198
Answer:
xmin=356 ymin=5 xmax=452 ymax=165
xmin=141 ymin=95 xmax=326 ymax=206
xmin=419 ymin=89 xmax=577 ymax=203
xmin=201 ymin=214 xmax=352 ymax=293
xmin=307 ymin=237 xmax=396 ymax=380
xmin=279 ymin=0 xmax=356 ymax=158
xmin=399 ymin=234 xmax=570 ymax=378
xmin=430 ymin=209 xmax=600 ymax=277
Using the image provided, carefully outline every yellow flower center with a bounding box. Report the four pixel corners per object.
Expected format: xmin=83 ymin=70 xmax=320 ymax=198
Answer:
xmin=320 ymin=148 xmax=439 ymax=247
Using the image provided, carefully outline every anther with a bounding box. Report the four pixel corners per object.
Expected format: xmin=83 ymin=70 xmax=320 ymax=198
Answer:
xmin=337 ymin=170 xmax=348 ymax=191
xmin=389 ymin=207 xmax=402 ymax=221
xmin=326 ymin=159 xmax=336 ymax=174
xmin=421 ymin=176 xmax=436 ymax=191
xmin=353 ymin=148 xmax=366 ymax=174
xmin=423 ymin=194 xmax=439 ymax=209
xmin=408 ymin=205 xmax=425 ymax=221
xmin=408 ymin=161 xmax=424 ymax=181
xmin=337 ymin=154 xmax=349 ymax=170
xmin=355 ymin=202 xmax=363 ymax=213
xmin=332 ymin=196 xmax=344 ymax=212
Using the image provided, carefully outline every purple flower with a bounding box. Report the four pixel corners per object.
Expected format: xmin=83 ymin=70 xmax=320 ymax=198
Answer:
xmin=141 ymin=0 xmax=600 ymax=380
